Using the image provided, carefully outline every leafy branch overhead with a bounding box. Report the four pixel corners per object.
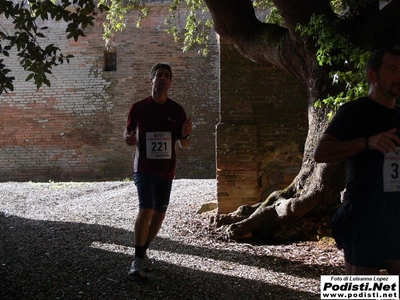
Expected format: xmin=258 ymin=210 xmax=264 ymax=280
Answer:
xmin=97 ymin=0 xmax=144 ymax=50
xmin=296 ymin=14 xmax=371 ymax=116
xmin=166 ymin=0 xmax=213 ymax=56
xmin=0 ymin=0 xmax=107 ymax=94
xmin=0 ymin=0 xmax=212 ymax=95
xmin=1 ymin=0 xmax=399 ymax=113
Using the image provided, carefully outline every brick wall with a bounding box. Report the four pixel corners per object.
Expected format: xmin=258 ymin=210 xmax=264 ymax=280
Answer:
xmin=217 ymin=37 xmax=308 ymax=214
xmin=0 ymin=3 xmax=219 ymax=181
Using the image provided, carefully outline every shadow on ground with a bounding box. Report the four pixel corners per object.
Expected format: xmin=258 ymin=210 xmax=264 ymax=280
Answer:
xmin=0 ymin=213 xmax=338 ymax=300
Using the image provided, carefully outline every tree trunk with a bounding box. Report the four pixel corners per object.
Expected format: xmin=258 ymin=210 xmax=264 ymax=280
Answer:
xmin=219 ymin=103 xmax=346 ymax=240
xmin=203 ymin=0 xmax=344 ymax=240
xmin=203 ymin=0 xmax=400 ymax=240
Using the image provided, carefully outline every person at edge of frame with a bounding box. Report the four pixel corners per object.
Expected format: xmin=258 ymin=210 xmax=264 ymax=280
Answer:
xmin=124 ymin=62 xmax=192 ymax=278
xmin=314 ymin=47 xmax=400 ymax=275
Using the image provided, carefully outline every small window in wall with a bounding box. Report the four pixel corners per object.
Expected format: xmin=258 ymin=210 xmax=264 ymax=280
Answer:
xmin=104 ymin=50 xmax=117 ymax=71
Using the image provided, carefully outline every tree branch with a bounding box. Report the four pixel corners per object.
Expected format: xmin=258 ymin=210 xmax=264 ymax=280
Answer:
xmin=204 ymin=0 xmax=298 ymax=76
xmin=273 ymin=0 xmax=335 ymax=32
xmin=203 ymin=0 xmax=261 ymax=37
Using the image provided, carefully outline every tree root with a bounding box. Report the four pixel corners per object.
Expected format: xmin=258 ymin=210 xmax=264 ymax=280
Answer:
xmin=212 ymin=203 xmax=261 ymax=227
xmin=216 ymin=162 xmax=345 ymax=241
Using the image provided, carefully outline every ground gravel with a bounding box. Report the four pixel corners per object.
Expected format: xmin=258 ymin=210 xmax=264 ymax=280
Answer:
xmin=0 ymin=179 xmax=344 ymax=300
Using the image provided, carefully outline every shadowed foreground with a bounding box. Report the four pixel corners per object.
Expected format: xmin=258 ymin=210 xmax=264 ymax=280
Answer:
xmin=0 ymin=180 xmax=343 ymax=299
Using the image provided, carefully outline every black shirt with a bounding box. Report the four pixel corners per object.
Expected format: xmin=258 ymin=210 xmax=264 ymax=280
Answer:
xmin=325 ymin=97 xmax=400 ymax=203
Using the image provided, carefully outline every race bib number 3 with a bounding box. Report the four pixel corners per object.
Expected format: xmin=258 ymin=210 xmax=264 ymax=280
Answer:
xmin=146 ymin=132 xmax=172 ymax=159
xmin=383 ymin=147 xmax=400 ymax=192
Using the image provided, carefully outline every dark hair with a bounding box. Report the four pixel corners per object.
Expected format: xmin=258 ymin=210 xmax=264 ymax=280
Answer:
xmin=367 ymin=47 xmax=400 ymax=73
xmin=150 ymin=63 xmax=172 ymax=80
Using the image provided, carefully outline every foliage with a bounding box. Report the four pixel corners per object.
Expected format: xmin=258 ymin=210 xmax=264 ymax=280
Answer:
xmin=172 ymin=0 xmax=373 ymax=115
xmin=93 ymin=0 xmax=214 ymax=55
xmin=253 ymin=0 xmax=283 ymax=25
xmin=0 ymin=0 xmax=384 ymax=110
xmin=200 ymin=0 xmax=380 ymax=116
xmin=166 ymin=0 xmax=213 ymax=56
xmin=96 ymin=0 xmax=213 ymax=54
xmin=97 ymin=0 xmax=144 ymax=50
xmin=0 ymin=0 xmax=107 ymax=94
xmin=295 ymin=4 xmax=375 ymax=117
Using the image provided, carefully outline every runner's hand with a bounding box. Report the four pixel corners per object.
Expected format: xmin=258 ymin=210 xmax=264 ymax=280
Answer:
xmin=368 ymin=128 xmax=400 ymax=154
xmin=124 ymin=128 xmax=136 ymax=146
xmin=181 ymin=118 xmax=192 ymax=138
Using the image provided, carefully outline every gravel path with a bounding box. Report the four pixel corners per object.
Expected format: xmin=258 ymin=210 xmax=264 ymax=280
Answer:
xmin=0 ymin=180 xmax=344 ymax=299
